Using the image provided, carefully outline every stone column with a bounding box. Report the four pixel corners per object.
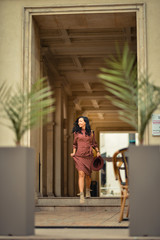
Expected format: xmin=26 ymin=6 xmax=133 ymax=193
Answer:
xmin=42 ymin=124 xmax=47 ymax=196
xmin=67 ymin=100 xmax=76 ymax=196
xmin=46 ymin=121 xmax=54 ymax=196
xmin=90 ymin=124 xmax=100 ymax=196
xmin=54 ymin=82 xmax=64 ymax=197
xmin=63 ymin=93 xmax=68 ymax=196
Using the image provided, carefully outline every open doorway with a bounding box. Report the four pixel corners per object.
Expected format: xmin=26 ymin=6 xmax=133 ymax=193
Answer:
xmin=24 ymin=3 xmax=146 ymax=198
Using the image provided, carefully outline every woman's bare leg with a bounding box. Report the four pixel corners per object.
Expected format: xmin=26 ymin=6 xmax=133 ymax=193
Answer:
xmin=86 ymin=175 xmax=91 ymax=189
xmin=86 ymin=175 xmax=91 ymax=198
xmin=78 ymin=171 xmax=85 ymax=193
xmin=78 ymin=171 xmax=85 ymax=203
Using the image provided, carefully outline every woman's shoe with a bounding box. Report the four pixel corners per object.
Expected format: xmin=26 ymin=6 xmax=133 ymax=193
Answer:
xmin=86 ymin=188 xmax=91 ymax=198
xmin=80 ymin=192 xmax=85 ymax=203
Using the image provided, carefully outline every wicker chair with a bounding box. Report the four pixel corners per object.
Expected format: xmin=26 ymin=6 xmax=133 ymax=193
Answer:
xmin=112 ymin=148 xmax=129 ymax=222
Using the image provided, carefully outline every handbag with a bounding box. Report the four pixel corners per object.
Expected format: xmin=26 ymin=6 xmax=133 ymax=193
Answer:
xmin=92 ymin=147 xmax=97 ymax=158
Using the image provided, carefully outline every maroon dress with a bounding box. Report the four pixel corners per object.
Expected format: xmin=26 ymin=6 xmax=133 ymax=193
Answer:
xmin=73 ymin=129 xmax=98 ymax=176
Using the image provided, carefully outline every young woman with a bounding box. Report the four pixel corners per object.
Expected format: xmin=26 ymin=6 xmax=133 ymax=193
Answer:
xmin=70 ymin=116 xmax=100 ymax=203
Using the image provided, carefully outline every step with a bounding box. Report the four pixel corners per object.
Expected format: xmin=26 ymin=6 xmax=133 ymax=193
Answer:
xmin=36 ymin=197 xmax=129 ymax=211
xmin=37 ymin=197 xmax=121 ymax=206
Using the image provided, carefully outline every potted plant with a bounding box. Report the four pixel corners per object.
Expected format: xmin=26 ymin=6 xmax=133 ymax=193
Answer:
xmin=98 ymin=44 xmax=160 ymax=236
xmin=0 ymin=78 xmax=55 ymax=236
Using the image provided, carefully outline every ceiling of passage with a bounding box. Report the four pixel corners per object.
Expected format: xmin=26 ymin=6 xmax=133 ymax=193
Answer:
xmin=33 ymin=13 xmax=136 ymax=130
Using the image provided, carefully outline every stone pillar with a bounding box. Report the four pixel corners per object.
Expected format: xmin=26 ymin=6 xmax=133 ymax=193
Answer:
xmin=54 ymin=82 xmax=64 ymax=197
xmin=90 ymin=124 xmax=100 ymax=196
xmin=40 ymin=56 xmax=46 ymax=197
xmin=46 ymin=122 xmax=54 ymax=196
xmin=41 ymin=81 xmax=55 ymax=197
xmin=63 ymin=93 xmax=68 ymax=196
xmin=42 ymin=124 xmax=47 ymax=196
xmin=67 ymin=100 xmax=76 ymax=196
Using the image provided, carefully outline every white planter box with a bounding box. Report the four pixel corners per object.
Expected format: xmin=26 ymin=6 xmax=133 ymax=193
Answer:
xmin=0 ymin=147 xmax=35 ymax=236
xmin=129 ymin=145 xmax=160 ymax=236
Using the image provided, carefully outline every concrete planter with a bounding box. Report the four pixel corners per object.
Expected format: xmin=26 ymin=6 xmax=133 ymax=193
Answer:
xmin=0 ymin=147 xmax=35 ymax=236
xmin=129 ymin=145 xmax=160 ymax=236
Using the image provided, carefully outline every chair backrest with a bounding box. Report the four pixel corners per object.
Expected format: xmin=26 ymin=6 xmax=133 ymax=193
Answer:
xmin=112 ymin=148 xmax=128 ymax=187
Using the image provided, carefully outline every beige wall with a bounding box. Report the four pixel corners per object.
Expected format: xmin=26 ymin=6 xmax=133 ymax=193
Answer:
xmin=0 ymin=0 xmax=160 ymax=146
xmin=146 ymin=1 xmax=160 ymax=145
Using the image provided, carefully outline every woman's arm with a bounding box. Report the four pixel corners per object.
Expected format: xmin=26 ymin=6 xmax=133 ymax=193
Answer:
xmin=70 ymin=148 xmax=76 ymax=157
xmin=92 ymin=131 xmax=100 ymax=157
xmin=95 ymin=147 xmax=100 ymax=157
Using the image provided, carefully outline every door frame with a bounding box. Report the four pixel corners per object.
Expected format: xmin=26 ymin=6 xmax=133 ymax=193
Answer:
xmin=23 ymin=2 xmax=147 ymax=145
xmin=22 ymin=3 xmax=147 ymax=196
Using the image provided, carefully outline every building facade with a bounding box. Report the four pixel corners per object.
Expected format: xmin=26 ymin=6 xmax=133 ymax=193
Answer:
xmin=0 ymin=0 xmax=160 ymax=197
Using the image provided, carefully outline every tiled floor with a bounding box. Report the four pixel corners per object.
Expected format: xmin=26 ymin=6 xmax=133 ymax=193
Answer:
xmin=35 ymin=207 xmax=129 ymax=228
xmin=2 ymin=209 xmax=160 ymax=239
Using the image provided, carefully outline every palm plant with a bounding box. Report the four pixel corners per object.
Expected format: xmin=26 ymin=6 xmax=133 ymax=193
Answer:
xmin=98 ymin=44 xmax=160 ymax=144
xmin=0 ymin=78 xmax=55 ymax=145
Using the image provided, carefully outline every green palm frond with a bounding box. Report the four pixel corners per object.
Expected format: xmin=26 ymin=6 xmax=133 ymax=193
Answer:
xmin=0 ymin=78 xmax=55 ymax=145
xmin=98 ymin=44 xmax=138 ymax=128
xmin=98 ymin=44 xmax=160 ymax=144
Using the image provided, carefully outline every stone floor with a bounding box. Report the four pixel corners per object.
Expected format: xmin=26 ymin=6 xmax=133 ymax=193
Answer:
xmin=1 ymin=208 xmax=160 ymax=239
xmin=35 ymin=207 xmax=129 ymax=227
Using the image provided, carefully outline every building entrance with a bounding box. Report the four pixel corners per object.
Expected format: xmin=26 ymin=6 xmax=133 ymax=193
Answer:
xmin=24 ymin=4 xmax=146 ymax=198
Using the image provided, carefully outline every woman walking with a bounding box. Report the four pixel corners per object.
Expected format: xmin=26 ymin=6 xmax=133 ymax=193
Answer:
xmin=70 ymin=116 xmax=100 ymax=203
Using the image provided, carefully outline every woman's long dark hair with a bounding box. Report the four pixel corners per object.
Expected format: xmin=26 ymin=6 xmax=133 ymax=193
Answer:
xmin=72 ymin=116 xmax=91 ymax=136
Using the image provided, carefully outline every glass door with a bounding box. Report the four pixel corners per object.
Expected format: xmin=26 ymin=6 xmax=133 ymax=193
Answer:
xmin=99 ymin=132 xmax=136 ymax=197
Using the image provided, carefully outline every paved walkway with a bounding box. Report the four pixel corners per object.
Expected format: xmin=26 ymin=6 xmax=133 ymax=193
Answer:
xmin=1 ymin=208 xmax=160 ymax=239
xmin=35 ymin=207 xmax=129 ymax=227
